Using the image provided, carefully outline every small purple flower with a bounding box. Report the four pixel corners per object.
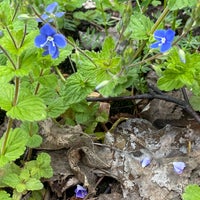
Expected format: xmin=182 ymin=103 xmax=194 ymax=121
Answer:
xmin=141 ymin=157 xmax=151 ymax=168
xmin=173 ymin=162 xmax=186 ymax=174
xmin=37 ymin=2 xmax=65 ymax=22
xmin=34 ymin=23 xmax=66 ymax=59
xmin=150 ymin=29 xmax=175 ymax=53
xmin=75 ymin=185 xmax=88 ymax=199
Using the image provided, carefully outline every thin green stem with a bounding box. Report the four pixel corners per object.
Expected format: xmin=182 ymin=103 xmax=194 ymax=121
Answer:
xmin=55 ymin=66 xmax=66 ymax=82
xmin=13 ymin=77 xmax=20 ymax=106
xmin=0 ymin=45 xmax=17 ymax=69
xmin=11 ymin=2 xmax=20 ymax=21
xmin=1 ymin=118 xmax=13 ymax=155
xmin=150 ymin=6 xmax=170 ymax=34
xmin=19 ymin=23 xmax=27 ymax=48
xmin=5 ymin=26 xmax=18 ymax=49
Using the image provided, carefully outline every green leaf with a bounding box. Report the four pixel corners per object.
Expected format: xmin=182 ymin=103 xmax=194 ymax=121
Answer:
xmin=2 ymin=173 xmax=21 ymax=189
xmin=63 ymin=73 xmax=94 ymax=104
xmin=47 ymin=97 xmax=68 ymax=118
xmin=124 ymin=12 xmax=153 ymax=40
xmin=25 ymin=178 xmax=43 ymax=191
xmin=37 ymin=74 xmax=58 ymax=89
xmin=25 ymin=153 xmax=53 ymax=179
xmin=189 ymin=96 xmax=200 ymax=111
xmin=72 ymin=36 xmax=121 ymax=97
xmin=0 ymin=65 xmax=15 ymax=82
xmin=0 ymin=128 xmax=27 ymax=167
xmin=7 ymin=96 xmax=47 ymax=121
xmin=182 ymin=184 xmax=200 ymax=200
xmin=168 ymin=0 xmax=198 ymax=10
xmin=0 ymin=83 xmax=14 ymax=111
xmin=0 ymin=190 xmax=12 ymax=200
xmin=20 ymin=121 xmax=42 ymax=148
xmin=27 ymin=135 xmax=42 ymax=148
xmin=157 ymin=49 xmax=199 ymax=91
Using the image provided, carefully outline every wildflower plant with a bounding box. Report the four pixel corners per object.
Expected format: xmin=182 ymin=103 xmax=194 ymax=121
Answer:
xmin=0 ymin=0 xmax=199 ymax=199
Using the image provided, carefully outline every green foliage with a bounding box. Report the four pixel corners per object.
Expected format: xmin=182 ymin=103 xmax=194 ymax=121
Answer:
xmin=0 ymin=0 xmax=199 ymax=199
xmin=0 ymin=190 xmax=12 ymax=200
xmin=123 ymin=12 xmax=153 ymax=40
xmin=157 ymin=48 xmax=200 ymax=91
xmin=1 ymin=153 xmax=52 ymax=194
xmin=0 ymin=128 xmax=27 ymax=167
xmin=182 ymin=184 xmax=200 ymax=200
xmin=7 ymin=96 xmax=47 ymax=121
xmin=168 ymin=0 xmax=198 ymax=10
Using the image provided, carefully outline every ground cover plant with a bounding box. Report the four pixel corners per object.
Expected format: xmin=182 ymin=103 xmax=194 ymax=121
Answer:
xmin=0 ymin=0 xmax=199 ymax=199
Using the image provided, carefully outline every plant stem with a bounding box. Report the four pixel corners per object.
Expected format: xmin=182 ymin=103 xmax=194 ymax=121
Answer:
xmin=55 ymin=66 xmax=66 ymax=82
xmin=0 ymin=45 xmax=17 ymax=69
xmin=19 ymin=23 xmax=27 ymax=48
xmin=150 ymin=6 xmax=169 ymax=34
xmin=5 ymin=26 xmax=18 ymax=49
xmin=1 ymin=118 xmax=13 ymax=155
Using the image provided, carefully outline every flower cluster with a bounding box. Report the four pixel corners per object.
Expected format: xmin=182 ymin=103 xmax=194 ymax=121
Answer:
xmin=150 ymin=29 xmax=175 ymax=53
xmin=37 ymin=2 xmax=65 ymax=23
xmin=34 ymin=23 xmax=66 ymax=59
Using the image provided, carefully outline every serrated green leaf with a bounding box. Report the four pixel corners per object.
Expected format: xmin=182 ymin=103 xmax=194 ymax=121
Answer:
xmin=168 ymin=0 xmax=198 ymax=10
xmin=25 ymin=178 xmax=43 ymax=191
xmin=64 ymin=73 xmax=94 ymax=104
xmin=27 ymin=135 xmax=42 ymax=148
xmin=182 ymin=184 xmax=200 ymax=200
xmin=37 ymin=74 xmax=58 ymax=89
xmin=47 ymin=97 xmax=68 ymax=118
xmin=25 ymin=153 xmax=53 ymax=179
xmin=7 ymin=96 xmax=47 ymax=121
xmin=0 ymin=128 xmax=27 ymax=167
xmin=0 ymin=83 xmax=14 ymax=111
xmin=0 ymin=65 xmax=15 ymax=82
xmin=157 ymin=49 xmax=199 ymax=91
xmin=124 ymin=12 xmax=153 ymax=40
xmin=2 ymin=173 xmax=21 ymax=189
xmin=0 ymin=190 xmax=12 ymax=200
xmin=0 ymin=0 xmax=12 ymax=26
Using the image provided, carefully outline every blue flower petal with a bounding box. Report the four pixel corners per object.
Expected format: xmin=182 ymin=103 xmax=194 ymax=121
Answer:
xmin=54 ymin=34 xmax=66 ymax=48
xmin=34 ymin=34 xmax=47 ymax=47
xmin=165 ymin=29 xmax=175 ymax=43
xmin=160 ymin=42 xmax=171 ymax=52
xmin=154 ymin=30 xmax=166 ymax=40
xmin=40 ymin=23 xmax=56 ymax=36
xmin=55 ymin=12 xmax=65 ymax=18
xmin=45 ymin=2 xmax=58 ymax=13
xmin=141 ymin=157 xmax=151 ymax=168
xmin=42 ymin=46 xmax=49 ymax=56
xmin=150 ymin=41 xmax=161 ymax=49
xmin=48 ymin=42 xmax=57 ymax=56
xmin=173 ymin=162 xmax=186 ymax=174
xmin=37 ymin=13 xmax=49 ymax=22
xmin=75 ymin=185 xmax=88 ymax=198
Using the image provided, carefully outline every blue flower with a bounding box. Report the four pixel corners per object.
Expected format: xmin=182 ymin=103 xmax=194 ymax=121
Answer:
xmin=74 ymin=185 xmax=88 ymax=199
xmin=150 ymin=29 xmax=175 ymax=53
xmin=34 ymin=23 xmax=67 ymax=59
xmin=173 ymin=162 xmax=186 ymax=174
xmin=37 ymin=2 xmax=65 ymax=22
xmin=141 ymin=157 xmax=151 ymax=168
